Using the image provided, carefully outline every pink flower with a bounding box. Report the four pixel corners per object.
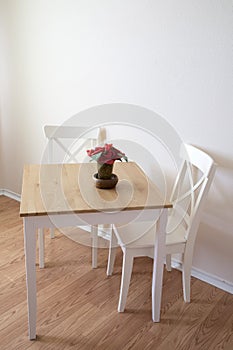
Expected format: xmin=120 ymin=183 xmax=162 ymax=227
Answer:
xmin=87 ymin=146 xmax=104 ymax=157
xmin=86 ymin=143 xmax=128 ymax=164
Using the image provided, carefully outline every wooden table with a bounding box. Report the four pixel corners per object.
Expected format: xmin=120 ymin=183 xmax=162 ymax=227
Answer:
xmin=20 ymin=162 xmax=172 ymax=340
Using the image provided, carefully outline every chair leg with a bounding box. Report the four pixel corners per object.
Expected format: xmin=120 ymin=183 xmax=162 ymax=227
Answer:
xmin=118 ymin=249 xmax=134 ymax=312
xmin=182 ymin=254 xmax=192 ymax=302
xmin=38 ymin=228 xmax=45 ymax=268
xmin=50 ymin=228 xmax=55 ymax=239
xmin=91 ymin=225 xmax=98 ymax=268
xmin=107 ymin=228 xmax=118 ymax=276
xmin=166 ymin=254 xmax=172 ymax=271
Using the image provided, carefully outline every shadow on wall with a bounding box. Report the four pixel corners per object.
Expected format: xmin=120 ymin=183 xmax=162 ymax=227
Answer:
xmin=194 ymin=145 xmax=233 ymax=231
xmin=195 ymin=220 xmax=233 ymax=283
xmin=207 ymin=150 xmax=233 ymax=171
xmin=194 ymin=145 xmax=233 ymax=171
xmin=0 ymin=105 xmax=3 ymax=188
xmin=188 ymin=145 xmax=233 ymax=286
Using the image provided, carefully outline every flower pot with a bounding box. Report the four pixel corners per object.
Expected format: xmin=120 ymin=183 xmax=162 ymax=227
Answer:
xmin=93 ymin=173 xmax=118 ymax=189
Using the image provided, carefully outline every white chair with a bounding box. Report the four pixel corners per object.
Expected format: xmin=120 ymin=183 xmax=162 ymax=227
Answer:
xmin=108 ymin=144 xmax=216 ymax=313
xmin=38 ymin=125 xmax=106 ymax=268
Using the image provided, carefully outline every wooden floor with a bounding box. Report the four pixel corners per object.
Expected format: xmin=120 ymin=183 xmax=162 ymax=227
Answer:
xmin=0 ymin=196 xmax=233 ymax=350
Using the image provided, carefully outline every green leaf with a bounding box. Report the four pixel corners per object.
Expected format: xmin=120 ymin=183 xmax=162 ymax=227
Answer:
xmin=90 ymin=153 xmax=102 ymax=161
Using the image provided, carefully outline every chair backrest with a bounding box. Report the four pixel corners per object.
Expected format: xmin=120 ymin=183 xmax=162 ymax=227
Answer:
xmin=44 ymin=125 xmax=106 ymax=164
xmin=167 ymin=144 xmax=216 ymax=245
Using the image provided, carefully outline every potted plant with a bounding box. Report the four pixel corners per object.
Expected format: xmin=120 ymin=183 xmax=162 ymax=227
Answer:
xmin=87 ymin=143 xmax=128 ymax=188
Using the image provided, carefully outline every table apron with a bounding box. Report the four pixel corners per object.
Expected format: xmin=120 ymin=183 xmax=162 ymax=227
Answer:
xmin=25 ymin=208 xmax=164 ymax=228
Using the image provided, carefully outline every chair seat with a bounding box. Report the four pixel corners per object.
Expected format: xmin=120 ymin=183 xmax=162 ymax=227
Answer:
xmin=114 ymin=221 xmax=187 ymax=249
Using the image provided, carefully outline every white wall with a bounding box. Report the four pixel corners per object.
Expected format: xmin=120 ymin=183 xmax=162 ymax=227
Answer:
xmin=0 ymin=1 xmax=6 ymax=189
xmin=1 ymin=0 xmax=232 ymax=287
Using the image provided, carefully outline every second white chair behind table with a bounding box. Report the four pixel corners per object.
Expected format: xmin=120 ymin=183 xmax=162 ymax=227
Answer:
xmin=107 ymin=144 xmax=216 ymax=313
xmin=38 ymin=125 xmax=107 ymax=269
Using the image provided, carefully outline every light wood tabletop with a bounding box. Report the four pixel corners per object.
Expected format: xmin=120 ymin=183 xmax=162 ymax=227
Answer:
xmin=20 ymin=162 xmax=172 ymax=217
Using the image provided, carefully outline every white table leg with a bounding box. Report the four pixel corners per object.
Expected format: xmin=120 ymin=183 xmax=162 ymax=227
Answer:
xmin=38 ymin=228 xmax=45 ymax=269
xmin=152 ymin=209 xmax=167 ymax=322
xmin=91 ymin=224 xmax=98 ymax=269
xmin=24 ymin=217 xmax=37 ymax=340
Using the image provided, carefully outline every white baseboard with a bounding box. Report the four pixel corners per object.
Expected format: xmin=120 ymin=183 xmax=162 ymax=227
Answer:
xmin=172 ymin=259 xmax=233 ymax=294
xmin=0 ymin=189 xmax=21 ymax=202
